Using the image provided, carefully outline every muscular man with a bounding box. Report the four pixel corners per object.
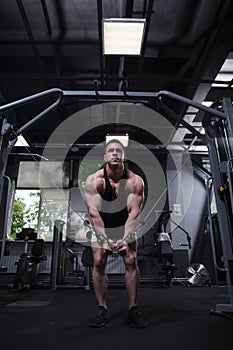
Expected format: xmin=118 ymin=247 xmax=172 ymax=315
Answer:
xmin=84 ymin=139 xmax=147 ymax=328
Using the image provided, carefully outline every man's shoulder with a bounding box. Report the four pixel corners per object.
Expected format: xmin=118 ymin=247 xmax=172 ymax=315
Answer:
xmin=85 ymin=169 xmax=104 ymax=190
xmin=127 ymin=169 xmax=142 ymax=182
xmin=86 ymin=168 xmax=104 ymax=180
xmin=94 ymin=168 xmax=105 ymax=179
xmin=126 ymin=170 xmax=144 ymax=190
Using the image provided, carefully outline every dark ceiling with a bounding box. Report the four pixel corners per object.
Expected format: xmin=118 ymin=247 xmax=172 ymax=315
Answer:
xmin=1 ymin=0 xmax=233 ymax=155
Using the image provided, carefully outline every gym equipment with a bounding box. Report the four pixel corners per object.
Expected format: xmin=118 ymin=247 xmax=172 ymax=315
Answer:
xmin=64 ymin=237 xmax=88 ymax=287
xmin=50 ymin=220 xmax=64 ymax=290
xmin=0 ymin=87 xmax=232 ymax=316
xmin=81 ymin=231 xmax=94 ymax=267
xmin=0 ymin=239 xmax=10 ymax=274
xmin=203 ymin=212 xmax=227 ymax=285
xmin=0 ymin=88 xmax=221 ymax=242
xmin=156 ymin=211 xmax=176 ymax=286
xmin=50 ymin=220 xmax=91 ymax=290
xmin=186 ymin=263 xmax=210 ymax=286
xmin=16 ymin=227 xmax=37 ymax=240
xmin=82 ymin=218 xmax=138 ymax=255
xmin=12 ymin=229 xmax=47 ymax=290
xmin=140 ymin=210 xmax=176 ymax=286
xmin=0 ymin=174 xmax=12 ymax=274
xmin=201 ymin=99 xmax=233 ymax=316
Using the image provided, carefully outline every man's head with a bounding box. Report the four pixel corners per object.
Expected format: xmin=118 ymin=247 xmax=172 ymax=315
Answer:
xmin=104 ymin=139 xmax=126 ymax=165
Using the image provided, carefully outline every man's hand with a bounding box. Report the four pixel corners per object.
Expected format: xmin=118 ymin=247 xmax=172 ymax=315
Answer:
xmin=115 ymin=240 xmax=128 ymax=255
xmin=102 ymin=239 xmax=114 ymax=255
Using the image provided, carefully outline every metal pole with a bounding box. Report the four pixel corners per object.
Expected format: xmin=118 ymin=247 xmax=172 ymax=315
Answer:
xmin=50 ymin=220 xmax=64 ymax=290
xmin=0 ymin=89 xmax=226 ymax=120
xmin=207 ymin=138 xmax=233 ymax=313
xmin=0 ymin=175 xmax=12 ymax=272
xmin=0 ymin=88 xmax=63 ymax=114
xmin=205 ymin=178 xmax=227 ymax=276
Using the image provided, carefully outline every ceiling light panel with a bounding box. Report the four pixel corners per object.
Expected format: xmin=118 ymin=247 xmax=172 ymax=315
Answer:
xmin=105 ymin=134 xmax=129 ymax=147
xmin=103 ymin=18 xmax=146 ymax=56
xmin=212 ymin=57 xmax=233 ymax=87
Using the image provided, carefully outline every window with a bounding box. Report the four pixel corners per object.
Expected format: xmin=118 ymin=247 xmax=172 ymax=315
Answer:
xmin=12 ymin=161 xmax=70 ymax=241
xmin=38 ymin=189 xmax=68 ymax=241
xmin=17 ymin=161 xmax=70 ymax=188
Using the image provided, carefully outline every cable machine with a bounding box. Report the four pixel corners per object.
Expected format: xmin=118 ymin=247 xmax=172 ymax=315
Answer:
xmin=0 ymin=88 xmax=232 ymax=317
xmin=202 ymin=97 xmax=233 ymax=315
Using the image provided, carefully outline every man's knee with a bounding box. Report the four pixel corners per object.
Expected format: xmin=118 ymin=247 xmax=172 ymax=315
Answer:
xmin=93 ymin=251 xmax=106 ymax=271
xmin=124 ymin=252 xmax=137 ymax=269
xmin=94 ymin=258 xmax=105 ymax=270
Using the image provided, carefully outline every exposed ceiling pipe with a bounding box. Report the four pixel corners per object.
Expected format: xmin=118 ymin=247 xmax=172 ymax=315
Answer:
xmin=97 ymin=0 xmax=105 ymax=89
xmin=51 ymin=0 xmax=65 ymax=79
xmin=16 ymin=0 xmax=48 ymax=88
xmin=40 ymin=0 xmax=52 ymax=37
xmin=118 ymin=0 xmax=136 ymax=91
xmin=136 ymin=0 xmax=154 ymax=89
xmin=117 ymin=0 xmax=127 ymax=91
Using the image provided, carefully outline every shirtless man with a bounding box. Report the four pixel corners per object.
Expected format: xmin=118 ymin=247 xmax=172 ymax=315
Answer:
xmin=84 ymin=139 xmax=147 ymax=328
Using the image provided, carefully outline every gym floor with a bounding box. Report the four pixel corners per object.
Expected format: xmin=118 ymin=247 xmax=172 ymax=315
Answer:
xmin=0 ymin=282 xmax=232 ymax=350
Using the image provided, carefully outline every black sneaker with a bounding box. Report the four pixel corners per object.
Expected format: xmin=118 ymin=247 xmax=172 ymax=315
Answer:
xmin=89 ymin=306 xmax=109 ymax=328
xmin=128 ymin=306 xmax=148 ymax=328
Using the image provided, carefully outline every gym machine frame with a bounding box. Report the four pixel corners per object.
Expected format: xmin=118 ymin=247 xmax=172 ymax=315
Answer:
xmin=0 ymin=87 xmax=232 ymax=316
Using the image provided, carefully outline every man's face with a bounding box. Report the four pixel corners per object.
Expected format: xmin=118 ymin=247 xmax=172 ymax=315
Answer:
xmin=104 ymin=142 xmax=125 ymax=165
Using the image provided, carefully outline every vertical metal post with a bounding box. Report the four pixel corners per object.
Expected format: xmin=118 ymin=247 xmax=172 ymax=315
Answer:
xmin=0 ymin=123 xmax=13 ymax=215
xmin=207 ymin=135 xmax=233 ymax=313
xmin=211 ymin=146 xmax=233 ymax=309
xmin=85 ymin=267 xmax=91 ymax=291
xmin=0 ymin=175 xmax=12 ymax=271
xmin=205 ymin=177 xmax=227 ymax=284
xmin=50 ymin=220 xmax=64 ymax=290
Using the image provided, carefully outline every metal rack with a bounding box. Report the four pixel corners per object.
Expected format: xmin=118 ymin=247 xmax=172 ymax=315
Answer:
xmin=0 ymin=88 xmax=232 ymax=316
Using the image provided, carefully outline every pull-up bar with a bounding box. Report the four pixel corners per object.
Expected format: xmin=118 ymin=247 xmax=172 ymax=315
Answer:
xmin=0 ymin=88 xmax=226 ymax=125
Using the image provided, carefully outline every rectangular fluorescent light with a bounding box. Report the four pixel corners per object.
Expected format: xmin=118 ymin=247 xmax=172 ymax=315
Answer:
xmin=188 ymin=145 xmax=208 ymax=153
xmin=103 ymin=18 xmax=146 ymax=55
xmin=211 ymin=83 xmax=229 ymax=88
xmin=106 ymin=134 xmax=129 ymax=147
xmin=212 ymin=55 xmax=233 ymax=87
xmin=14 ymin=135 xmax=29 ymax=147
xmin=202 ymin=101 xmax=213 ymax=107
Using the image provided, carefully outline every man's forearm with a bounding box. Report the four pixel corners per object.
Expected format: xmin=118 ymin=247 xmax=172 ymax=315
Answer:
xmin=88 ymin=213 xmax=108 ymax=240
xmin=123 ymin=215 xmax=140 ymax=241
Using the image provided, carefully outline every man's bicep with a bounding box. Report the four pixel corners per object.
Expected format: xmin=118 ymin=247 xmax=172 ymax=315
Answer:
xmin=85 ymin=191 xmax=102 ymax=211
xmin=127 ymin=192 xmax=143 ymax=216
xmin=85 ymin=176 xmax=96 ymax=201
xmin=85 ymin=175 xmax=103 ymax=214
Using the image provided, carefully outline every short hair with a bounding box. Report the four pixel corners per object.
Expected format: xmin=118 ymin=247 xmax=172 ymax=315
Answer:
xmin=105 ymin=138 xmax=126 ymax=153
